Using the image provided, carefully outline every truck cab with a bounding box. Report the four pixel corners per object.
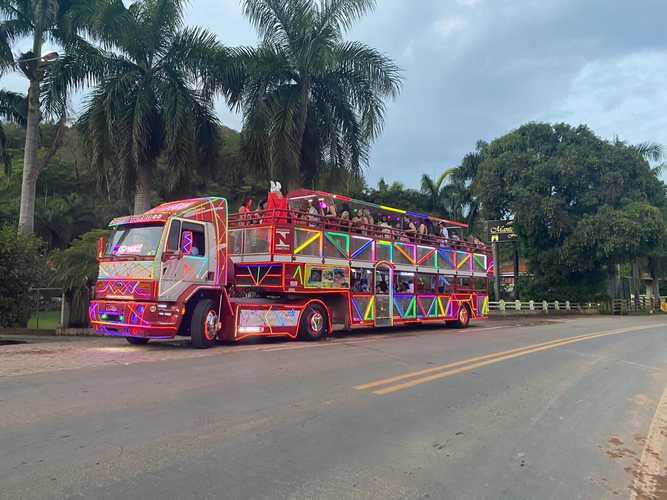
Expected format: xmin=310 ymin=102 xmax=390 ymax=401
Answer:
xmin=89 ymin=197 xmax=229 ymax=347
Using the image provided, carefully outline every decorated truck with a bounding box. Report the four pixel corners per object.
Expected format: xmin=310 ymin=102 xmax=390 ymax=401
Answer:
xmin=90 ymin=190 xmax=492 ymax=347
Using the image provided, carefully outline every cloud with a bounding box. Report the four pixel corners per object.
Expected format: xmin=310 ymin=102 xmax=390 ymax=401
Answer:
xmin=3 ymin=0 xmax=667 ymax=187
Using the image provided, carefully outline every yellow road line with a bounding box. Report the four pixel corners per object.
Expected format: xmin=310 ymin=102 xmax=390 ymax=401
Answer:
xmin=630 ymin=382 xmax=667 ymax=500
xmin=355 ymin=323 xmax=666 ymax=395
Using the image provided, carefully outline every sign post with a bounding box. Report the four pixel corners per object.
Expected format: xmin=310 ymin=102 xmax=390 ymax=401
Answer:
xmin=487 ymin=220 xmax=518 ymax=300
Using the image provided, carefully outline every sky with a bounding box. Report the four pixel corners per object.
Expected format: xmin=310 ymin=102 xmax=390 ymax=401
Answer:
xmin=6 ymin=0 xmax=667 ymax=188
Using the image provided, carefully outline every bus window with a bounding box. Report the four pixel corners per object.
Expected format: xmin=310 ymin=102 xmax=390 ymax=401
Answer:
xmin=438 ymin=275 xmax=453 ymax=294
xmin=474 ymin=277 xmax=487 ymax=291
xmin=351 ymin=268 xmax=372 ymax=293
xmin=395 ymin=272 xmax=414 ymax=294
xmin=416 ymin=273 xmax=437 ymax=294
xmin=458 ymin=277 xmax=473 ymax=290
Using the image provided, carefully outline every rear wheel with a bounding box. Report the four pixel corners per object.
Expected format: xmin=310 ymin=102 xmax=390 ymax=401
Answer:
xmin=126 ymin=337 xmax=149 ymax=345
xmin=453 ymin=304 xmax=471 ymax=328
xmin=191 ymin=299 xmax=219 ymax=348
xmin=298 ymin=304 xmax=329 ymax=341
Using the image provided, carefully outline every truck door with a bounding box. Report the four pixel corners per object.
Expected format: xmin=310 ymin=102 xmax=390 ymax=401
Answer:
xmin=159 ymin=218 xmax=212 ymax=301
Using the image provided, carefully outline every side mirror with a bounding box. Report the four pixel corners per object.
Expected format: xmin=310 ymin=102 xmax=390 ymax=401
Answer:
xmin=96 ymin=237 xmax=106 ymax=260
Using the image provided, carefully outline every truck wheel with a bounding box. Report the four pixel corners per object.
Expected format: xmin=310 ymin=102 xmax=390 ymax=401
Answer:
xmin=298 ymin=304 xmax=329 ymax=341
xmin=452 ymin=304 xmax=471 ymax=328
xmin=126 ymin=337 xmax=149 ymax=345
xmin=191 ymin=299 xmax=219 ymax=348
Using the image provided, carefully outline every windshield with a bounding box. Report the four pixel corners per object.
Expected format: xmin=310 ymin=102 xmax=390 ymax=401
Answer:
xmin=105 ymin=224 xmax=164 ymax=257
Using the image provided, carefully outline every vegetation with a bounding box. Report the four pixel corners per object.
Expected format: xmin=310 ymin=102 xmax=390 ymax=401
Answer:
xmin=0 ymin=1 xmax=666 ymax=326
xmin=0 ymin=225 xmax=46 ymax=326
xmin=240 ymin=0 xmax=402 ymax=188
xmin=78 ymin=0 xmax=244 ymax=214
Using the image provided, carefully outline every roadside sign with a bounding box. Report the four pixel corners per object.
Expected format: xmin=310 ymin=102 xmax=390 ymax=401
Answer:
xmin=487 ymin=220 xmax=518 ymax=243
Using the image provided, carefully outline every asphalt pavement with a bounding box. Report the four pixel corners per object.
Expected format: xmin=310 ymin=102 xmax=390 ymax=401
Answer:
xmin=1 ymin=316 xmax=666 ymax=500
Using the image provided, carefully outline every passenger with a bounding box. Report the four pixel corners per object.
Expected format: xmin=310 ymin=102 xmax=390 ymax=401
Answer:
xmin=307 ymin=199 xmax=320 ymax=227
xmin=254 ymin=199 xmax=267 ymax=224
xmin=379 ymin=217 xmax=392 ymax=238
xmin=418 ymin=220 xmax=428 ymax=237
xmin=364 ymin=209 xmax=374 ymax=227
xmin=404 ymin=219 xmax=417 ymax=241
xmin=351 ymin=209 xmax=362 ymax=225
xmin=239 ymin=197 xmax=253 ymax=224
xmin=339 ymin=209 xmax=351 ymax=229
xmin=439 ymin=222 xmax=449 ymax=239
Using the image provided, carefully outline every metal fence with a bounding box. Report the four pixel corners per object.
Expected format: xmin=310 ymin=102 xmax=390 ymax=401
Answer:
xmin=489 ymin=300 xmax=599 ymax=315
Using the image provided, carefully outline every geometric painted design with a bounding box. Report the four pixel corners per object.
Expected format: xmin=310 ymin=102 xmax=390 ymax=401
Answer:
xmin=236 ymin=264 xmax=282 ymax=287
xmin=351 ymin=295 xmax=374 ymax=322
xmin=294 ymin=228 xmax=322 ymax=256
xmin=417 ymin=246 xmax=437 ymax=267
xmin=473 ymin=253 xmax=487 ymax=273
xmin=350 ymin=236 xmax=373 ymax=261
xmin=99 ymin=260 xmax=154 ymax=279
xmin=239 ymin=308 xmax=300 ymax=328
xmin=416 ymin=295 xmax=438 ymax=319
xmin=376 ymin=240 xmax=392 ymax=262
xmin=393 ymin=242 xmax=416 ymax=265
xmin=393 ymin=294 xmax=416 ymax=319
xmin=323 ymin=232 xmax=349 ymax=258
xmin=456 ymin=250 xmax=471 ymax=271
xmin=437 ymin=248 xmax=456 ymax=271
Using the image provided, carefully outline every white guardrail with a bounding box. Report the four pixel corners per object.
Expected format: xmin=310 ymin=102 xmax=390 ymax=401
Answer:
xmin=488 ymin=300 xmax=599 ymax=315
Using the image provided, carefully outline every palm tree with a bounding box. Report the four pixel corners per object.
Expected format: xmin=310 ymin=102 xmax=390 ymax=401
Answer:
xmin=240 ymin=0 xmax=402 ymax=188
xmin=78 ymin=0 xmax=244 ymax=214
xmin=420 ymin=170 xmax=454 ymax=216
xmin=0 ymin=89 xmax=27 ymax=174
xmin=0 ymin=0 xmax=100 ymax=234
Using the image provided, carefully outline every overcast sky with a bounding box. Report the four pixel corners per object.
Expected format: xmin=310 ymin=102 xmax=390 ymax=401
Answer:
xmin=6 ymin=0 xmax=667 ymax=188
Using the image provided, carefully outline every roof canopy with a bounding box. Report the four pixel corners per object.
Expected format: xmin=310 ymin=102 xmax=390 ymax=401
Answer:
xmin=287 ymin=189 xmax=468 ymax=229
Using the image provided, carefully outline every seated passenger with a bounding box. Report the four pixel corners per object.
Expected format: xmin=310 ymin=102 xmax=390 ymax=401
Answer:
xmin=438 ymin=222 xmax=449 ymax=239
xmin=418 ymin=220 xmax=428 ymax=236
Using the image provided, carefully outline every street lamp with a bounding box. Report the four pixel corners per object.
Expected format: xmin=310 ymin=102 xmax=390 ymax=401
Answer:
xmin=19 ymin=51 xmax=60 ymax=64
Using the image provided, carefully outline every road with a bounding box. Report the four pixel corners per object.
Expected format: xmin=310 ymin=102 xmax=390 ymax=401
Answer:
xmin=1 ymin=316 xmax=666 ymax=500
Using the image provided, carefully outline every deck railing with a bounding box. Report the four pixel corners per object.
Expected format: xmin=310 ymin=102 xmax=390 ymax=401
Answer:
xmin=228 ymin=208 xmax=489 ymax=255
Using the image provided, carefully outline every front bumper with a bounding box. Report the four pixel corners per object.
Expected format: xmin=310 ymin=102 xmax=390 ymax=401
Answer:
xmin=89 ymin=300 xmax=182 ymax=339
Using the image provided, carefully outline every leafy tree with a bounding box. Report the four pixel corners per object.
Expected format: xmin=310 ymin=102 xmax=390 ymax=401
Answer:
xmin=0 ymin=0 xmax=102 ymax=234
xmin=240 ymin=0 xmax=402 ymax=188
xmin=51 ymin=228 xmax=108 ymax=326
xmin=77 ymin=0 xmax=244 ymax=214
xmin=0 ymin=90 xmax=26 ymax=174
xmin=0 ymin=225 xmax=45 ymax=326
xmin=473 ymin=123 xmax=667 ymax=299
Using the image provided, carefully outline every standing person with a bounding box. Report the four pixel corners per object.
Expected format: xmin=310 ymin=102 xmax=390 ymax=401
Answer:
xmin=239 ymin=197 xmax=253 ymax=224
xmin=439 ymin=222 xmax=449 ymax=240
xmin=254 ymin=199 xmax=266 ymax=224
xmin=307 ymin=199 xmax=320 ymax=227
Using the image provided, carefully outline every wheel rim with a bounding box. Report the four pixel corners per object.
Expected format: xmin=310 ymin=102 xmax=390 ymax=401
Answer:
xmin=459 ymin=306 xmax=468 ymax=324
xmin=310 ymin=311 xmax=324 ymax=333
xmin=204 ymin=310 xmax=218 ymax=340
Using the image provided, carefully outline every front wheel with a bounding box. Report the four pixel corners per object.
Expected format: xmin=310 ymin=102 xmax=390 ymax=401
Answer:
xmin=126 ymin=337 xmax=149 ymax=345
xmin=298 ymin=304 xmax=329 ymax=341
xmin=191 ymin=299 xmax=220 ymax=348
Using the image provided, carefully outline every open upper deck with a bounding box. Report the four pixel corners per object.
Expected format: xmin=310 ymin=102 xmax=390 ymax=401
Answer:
xmin=228 ymin=190 xmax=491 ymax=277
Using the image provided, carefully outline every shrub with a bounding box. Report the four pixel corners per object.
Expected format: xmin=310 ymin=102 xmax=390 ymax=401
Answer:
xmin=0 ymin=226 xmax=46 ymax=327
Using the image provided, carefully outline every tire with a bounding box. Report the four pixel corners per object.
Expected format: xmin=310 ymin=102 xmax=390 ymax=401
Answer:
xmin=190 ymin=299 xmax=219 ymax=348
xmin=298 ymin=304 xmax=329 ymax=341
xmin=453 ymin=303 xmax=471 ymax=328
xmin=126 ymin=337 xmax=149 ymax=345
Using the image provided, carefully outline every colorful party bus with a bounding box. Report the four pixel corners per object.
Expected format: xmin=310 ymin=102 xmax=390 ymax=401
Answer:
xmin=89 ymin=189 xmax=492 ymax=347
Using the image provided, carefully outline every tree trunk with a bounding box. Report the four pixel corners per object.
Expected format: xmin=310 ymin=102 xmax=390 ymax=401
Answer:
xmin=133 ymin=164 xmax=152 ymax=214
xmin=17 ymin=76 xmax=42 ymax=234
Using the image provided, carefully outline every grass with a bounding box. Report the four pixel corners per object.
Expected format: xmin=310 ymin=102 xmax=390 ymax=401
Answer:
xmin=27 ymin=310 xmax=61 ymax=329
